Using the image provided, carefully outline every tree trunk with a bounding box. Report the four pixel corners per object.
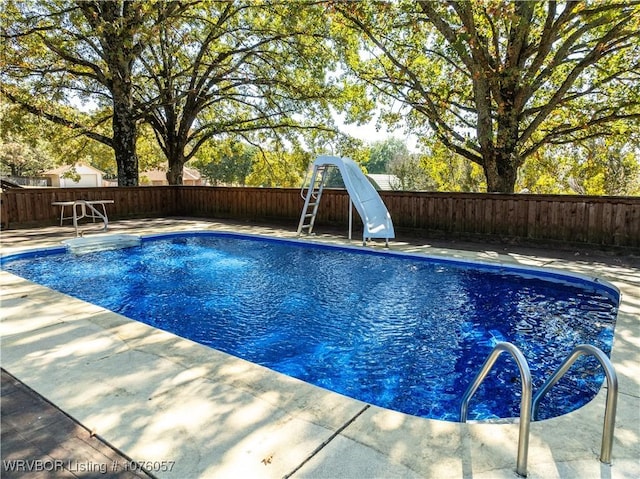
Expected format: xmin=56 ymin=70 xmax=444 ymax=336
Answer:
xmin=108 ymin=46 xmax=139 ymax=186
xmin=112 ymin=99 xmax=139 ymax=187
xmin=485 ymin=80 xmax=522 ymax=193
xmin=167 ymin=157 xmax=185 ymax=185
xmin=483 ymin=152 xmax=519 ymax=193
xmin=78 ymin=1 xmax=142 ymax=187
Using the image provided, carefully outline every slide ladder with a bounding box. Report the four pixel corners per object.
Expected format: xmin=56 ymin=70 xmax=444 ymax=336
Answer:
xmin=297 ymin=164 xmax=329 ymax=236
xmin=297 ymin=155 xmax=395 ymax=246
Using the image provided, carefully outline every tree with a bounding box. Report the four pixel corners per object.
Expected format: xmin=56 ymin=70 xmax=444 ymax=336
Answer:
xmin=519 ymin=137 xmax=640 ymax=195
xmin=136 ymin=1 xmax=359 ymax=184
xmin=0 ymin=142 xmax=48 ymax=177
xmin=367 ymin=137 xmax=410 ymax=174
xmin=0 ymin=104 xmax=49 ymax=176
xmin=245 ymin=148 xmax=310 ymax=187
xmin=1 ymin=1 xmax=372 ymax=187
xmin=419 ymin=139 xmax=486 ymax=192
xmin=333 ymin=0 xmax=640 ymax=192
xmin=364 ymin=137 xmax=434 ymax=190
xmin=1 ymin=0 xmax=188 ymax=186
xmin=0 ymin=102 xmax=113 ymax=177
xmin=387 ymin=154 xmax=435 ymax=191
xmin=192 ymin=140 xmax=256 ymax=186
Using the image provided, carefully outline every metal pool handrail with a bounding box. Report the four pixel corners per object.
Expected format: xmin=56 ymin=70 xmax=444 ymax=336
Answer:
xmin=460 ymin=342 xmax=532 ymax=477
xmin=532 ymin=344 xmax=618 ymax=464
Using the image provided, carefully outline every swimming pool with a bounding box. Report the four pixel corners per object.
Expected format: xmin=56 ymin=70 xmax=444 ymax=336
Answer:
xmin=1 ymin=232 xmax=619 ymax=422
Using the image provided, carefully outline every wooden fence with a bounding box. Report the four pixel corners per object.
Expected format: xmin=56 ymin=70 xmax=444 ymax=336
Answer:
xmin=1 ymin=186 xmax=639 ymax=248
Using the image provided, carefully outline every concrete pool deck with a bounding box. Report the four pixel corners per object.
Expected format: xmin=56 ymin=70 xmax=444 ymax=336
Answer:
xmin=1 ymin=218 xmax=638 ymax=479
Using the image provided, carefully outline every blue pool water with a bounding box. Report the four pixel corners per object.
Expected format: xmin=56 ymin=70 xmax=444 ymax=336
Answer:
xmin=2 ymin=232 xmax=619 ymax=421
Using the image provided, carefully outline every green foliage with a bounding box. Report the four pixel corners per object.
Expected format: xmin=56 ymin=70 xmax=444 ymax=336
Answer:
xmin=0 ymin=141 xmax=50 ymax=177
xmin=388 ymin=155 xmax=434 ymax=191
xmin=191 ymin=138 xmax=312 ymax=187
xmin=367 ymin=138 xmax=409 ymax=174
xmin=245 ymin=149 xmax=309 ymax=187
xmin=136 ymin=124 xmax=166 ymax=174
xmin=0 ymin=105 xmax=51 ymax=176
xmin=2 ymin=0 xmax=181 ymax=185
xmin=333 ymin=0 xmax=640 ymax=193
xmin=417 ymin=138 xmax=486 ymax=192
xmin=136 ymin=0 xmax=368 ymax=183
xmin=0 ymin=102 xmax=114 ymax=176
xmin=192 ymin=140 xmax=256 ymax=186
xmin=366 ymin=137 xmax=435 ymax=191
xmin=60 ymin=167 xmax=81 ymax=183
xmin=3 ymin=0 xmax=638 ymax=195
xmin=518 ymin=139 xmax=640 ymax=195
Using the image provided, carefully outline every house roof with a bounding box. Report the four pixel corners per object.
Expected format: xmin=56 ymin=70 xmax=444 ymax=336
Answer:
xmin=366 ymin=174 xmax=400 ymax=191
xmin=183 ymin=167 xmax=201 ymax=180
xmin=141 ymin=167 xmax=202 ymax=182
xmin=140 ymin=169 xmax=167 ymax=182
xmin=43 ymin=163 xmax=106 ymax=176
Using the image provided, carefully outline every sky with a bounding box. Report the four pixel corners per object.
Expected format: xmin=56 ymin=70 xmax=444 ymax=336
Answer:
xmin=335 ymin=113 xmax=420 ymax=152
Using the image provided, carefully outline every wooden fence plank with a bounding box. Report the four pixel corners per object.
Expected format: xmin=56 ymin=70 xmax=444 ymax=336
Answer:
xmin=1 ymin=187 xmax=638 ymax=248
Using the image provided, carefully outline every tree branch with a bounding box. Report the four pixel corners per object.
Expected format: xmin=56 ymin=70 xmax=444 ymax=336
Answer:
xmin=1 ymin=87 xmax=113 ymax=147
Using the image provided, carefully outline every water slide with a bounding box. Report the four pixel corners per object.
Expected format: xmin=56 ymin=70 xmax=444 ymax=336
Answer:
xmin=311 ymin=155 xmax=395 ymax=244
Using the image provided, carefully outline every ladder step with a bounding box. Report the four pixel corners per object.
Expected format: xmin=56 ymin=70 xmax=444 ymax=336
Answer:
xmin=298 ymin=166 xmax=324 ymax=235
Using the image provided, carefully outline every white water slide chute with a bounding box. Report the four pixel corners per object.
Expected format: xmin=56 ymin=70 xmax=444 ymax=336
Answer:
xmin=297 ymin=155 xmax=395 ymax=246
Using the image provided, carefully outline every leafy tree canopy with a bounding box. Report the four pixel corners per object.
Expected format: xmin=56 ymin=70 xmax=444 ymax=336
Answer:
xmin=246 ymin=148 xmax=311 ymax=187
xmin=367 ymin=137 xmax=411 ymax=173
xmin=2 ymin=0 xmax=199 ymax=185
xmin=1 ymin=0 xmax=371 ymax=185
xmin=332 ymin=0 xmax=640 ymax=192
xmin=191 ymin=140 xmax=256 ymax=187
xmin=519 ymin=136 xmax=640 ymax=195
xmin=0 ymin=103 xmax=114 ymax=177
xmin=136 ymin=0 xmax=372 ymax=184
